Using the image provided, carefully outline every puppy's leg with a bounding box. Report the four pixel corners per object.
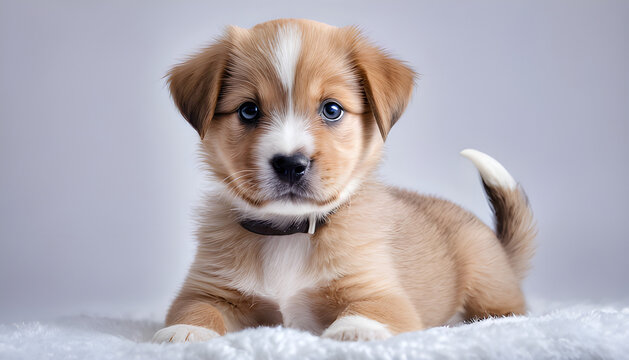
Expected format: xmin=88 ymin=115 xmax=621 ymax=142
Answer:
xmin=152 ymin=297 xmax=227 ymax=343
xmin=322 ymin=291 xmax=423 ymax=341
xmin=462 ymin=236 xmax=527 ymax=320
xmin=152 ymin=288 xmax=279 ymax=343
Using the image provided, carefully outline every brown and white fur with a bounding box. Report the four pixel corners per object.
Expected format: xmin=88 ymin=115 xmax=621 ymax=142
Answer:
xmin=152 ymin=19 xmax=536 ymax=343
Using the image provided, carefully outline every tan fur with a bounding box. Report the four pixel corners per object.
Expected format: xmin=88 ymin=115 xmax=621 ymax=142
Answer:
xmin=159 ymin=19 xmax=536 ymax=341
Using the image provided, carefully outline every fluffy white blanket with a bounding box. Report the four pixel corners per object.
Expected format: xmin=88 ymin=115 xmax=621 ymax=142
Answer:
xmin=1 ymin=302 xmax=628 ymax=360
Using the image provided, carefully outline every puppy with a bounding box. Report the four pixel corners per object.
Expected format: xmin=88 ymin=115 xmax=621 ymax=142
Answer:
xmin=152 ymin=19 xmax=536 ymax=343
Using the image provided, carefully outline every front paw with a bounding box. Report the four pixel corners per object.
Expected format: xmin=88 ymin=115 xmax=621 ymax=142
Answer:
xmin=322 ymin=315 xmax=393 ymax=341
xmin=152 ymin=324 xmax=220 ymax=343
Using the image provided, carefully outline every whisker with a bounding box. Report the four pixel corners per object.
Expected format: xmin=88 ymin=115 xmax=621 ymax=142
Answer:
xmin=221 ymin=169 xmax=255 ymax=183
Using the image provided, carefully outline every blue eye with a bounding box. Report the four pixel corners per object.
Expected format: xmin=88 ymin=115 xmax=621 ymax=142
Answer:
xmin=238 ymin=102 xmax=260 ymax=123
xmin=321 ymin=100 xmax=344 ymax=122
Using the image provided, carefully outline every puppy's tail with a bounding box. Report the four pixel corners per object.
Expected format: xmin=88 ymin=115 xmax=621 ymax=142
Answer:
xmin=461 ymin=149 xmax=536 ymax=280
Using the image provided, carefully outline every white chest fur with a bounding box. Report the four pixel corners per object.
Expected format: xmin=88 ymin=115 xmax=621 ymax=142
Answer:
xmin=227 ymin=233 xmax=324 ymax=333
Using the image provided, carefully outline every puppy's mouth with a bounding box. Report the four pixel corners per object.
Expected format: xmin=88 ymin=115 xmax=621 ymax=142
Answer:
xmin=270 ymin=187 xmax=344 ymax=209
xmin=223 ymin=172 xmax=345 ymax=216
xmin=274 ymin=188 xmax=314 ymax=203
xmin=225 ymin=178 xmax=348 ymax=219
xmin=258 ymin=177 xmax=337 ymax=206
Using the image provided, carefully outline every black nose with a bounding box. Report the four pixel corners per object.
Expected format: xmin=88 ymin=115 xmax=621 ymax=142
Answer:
xmin=271 ymin=154 xmax=310 ymax=184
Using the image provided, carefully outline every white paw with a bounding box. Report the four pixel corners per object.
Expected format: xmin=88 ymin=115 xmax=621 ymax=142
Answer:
xmin=152 ymin=324 xmax=220 ymax=343
xmin=322 ymin=315 xmax=393 ymax=341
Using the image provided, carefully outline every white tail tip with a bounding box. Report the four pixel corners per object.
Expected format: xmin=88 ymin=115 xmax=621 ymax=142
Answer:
xmin=461 ymin=149 xmax=517 ymax=190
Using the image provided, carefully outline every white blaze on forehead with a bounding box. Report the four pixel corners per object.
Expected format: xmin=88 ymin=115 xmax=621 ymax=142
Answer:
xmin=271 ymin=25 xmax=302 ymax=95
xmin=256 ymin=25 xmax=312 ymax=163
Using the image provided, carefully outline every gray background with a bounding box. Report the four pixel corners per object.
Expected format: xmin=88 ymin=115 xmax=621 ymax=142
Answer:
xmin=1 ymin=0 xmax=627 ymax=323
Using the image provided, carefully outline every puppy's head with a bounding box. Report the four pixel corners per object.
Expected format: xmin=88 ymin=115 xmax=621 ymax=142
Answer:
xmin=168 ymin=19 xmax=415 ymax=219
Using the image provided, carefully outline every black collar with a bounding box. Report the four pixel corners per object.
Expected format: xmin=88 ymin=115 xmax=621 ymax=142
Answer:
xmin=239 ymin=217 xmax=327 ymax=236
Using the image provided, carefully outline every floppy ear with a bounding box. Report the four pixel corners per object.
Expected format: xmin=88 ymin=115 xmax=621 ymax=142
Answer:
xmin=349 ymin=34 xmax=416 ymax=141
xmin=167 ymin=39 xmax=229 ymax=139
